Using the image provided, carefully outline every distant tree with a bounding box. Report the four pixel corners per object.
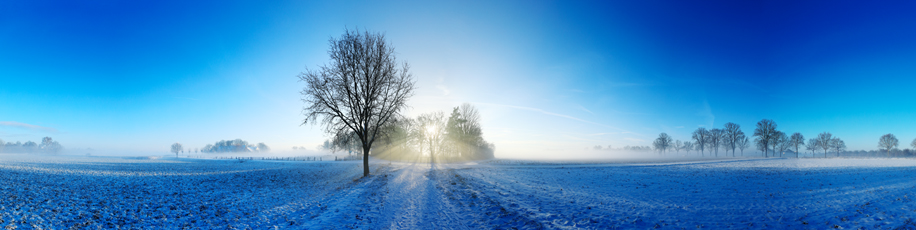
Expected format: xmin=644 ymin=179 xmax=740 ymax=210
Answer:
xmin=417 ymin=111 xmax=446 ymax=162
xmin=736 ymin=135 xmax=750 ymax=156
xmin=39 ymin=138 xmax=63 ymax=154
xmin=831 ymin=137 xmax=846 ymax=157
xmin=22 ymin=141 xmax=37 ymax=153
xmin=257 ymin=143 xmax=270 ymax=152
xmin=753 ymin=119 xmax=777 ymax=158
xmin=878 ymin=134 xmax=899 ymax=157
xmin=774 ymin=132 xmax=790 ymax=157
xmin=171 ymin=143 xmax=183 ymax=157
xmin=789 ymin=133 xmax=804 ymax=158
xmin=201 ymin=139 xmax=257 ymax=153
xmin=653 ymin=133 xmax=673 ymax=155
xmin=768 ymin=131 xmax=786 ymax=158
xmin=444 ymin=103 xmax=488 ymax=160
xmin=708 ymin=128 xmax=724 ymax=157
xmin=683 ymin=141 xmax=694 ymax=155
xmin=299 ymin=29 xmax=417 ymax=177
xmin=912 ymin=138 xmax=916 ymax=151
xmin=723 ymin=122 xmax=742 ymax=157
xmin=6 ymin=141 xmax=22 ymax=153
xmin=692 ymin=128 xmax=709 ymax=157
xmin=815 ymin=132 xmax=833 ymax=158
xmin=674 ymin=140 xmax=683 ymax=154
xmin=805 ymin=138 xmax=819 ymax=157
xmin=0 ymin=138 xmax=3 ymax=152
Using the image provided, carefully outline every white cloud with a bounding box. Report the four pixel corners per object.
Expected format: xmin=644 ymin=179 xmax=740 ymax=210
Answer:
xmin=697 ymin=100 xmax=715 ymax=128
xmin=476 ymin=102 xmax=631 ymax=133
xmin=574 ymin=104 xmax=595 ymax=115
xmin=0 ymin=121 xmax=58 ymax=133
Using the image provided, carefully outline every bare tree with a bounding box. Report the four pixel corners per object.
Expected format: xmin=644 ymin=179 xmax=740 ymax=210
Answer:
xmin=753 ymin=119 xmax=777 ymax=158
xmin=708 ymin=129 xmax=723 ymax=157
xmin=300 ymin=29 xmax=416 ymax=177
xmin=653 ymin=133 xmax=673 ymax=155
xmin=171 ymin=143 xmax=183 ymax=157
xmin=806 ymin=138 xmax=819 ymax=157
xmin=789 ymin=132 xmax=804 ymax=158
xmin=912 ymin=138 xmax=916 ymax=151
xmin=774 ymin=132 xmax=790 ymax=157
xmin=878 ymin=134 xmax=899 ymax=157
xmin=815 ymin=132 xmax=833 ymax=158
xmin=674 ymin=140 xmax=683 ymax=155
xmin=692 ymin=128 xmax=709 ymax=157
xmin=683 ymin=141 xmax=694 ymax=155
xmin=831 ymin=137 xmax=846 ymax=157
xmin=419 ymin=112 xmax=447 ymax=161
xmin=723 ymin=122 xmax=742 ymax=157
xmin=736 ymin=135 xmax=749 ymax=156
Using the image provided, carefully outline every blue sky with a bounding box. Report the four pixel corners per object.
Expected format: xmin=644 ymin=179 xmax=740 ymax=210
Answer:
xmin=2 ymin=0 xmax=915 ymax=157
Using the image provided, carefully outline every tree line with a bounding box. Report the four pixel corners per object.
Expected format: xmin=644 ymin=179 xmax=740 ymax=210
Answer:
xmin=320 ymin=103 xmax=495 ymax=162
xmin=650 ymin=119 xmax=916 ymax=158
xmin=170 ymin=139 xmax=270 ymax=157
xmin=0 ymin=137 xmax=63 ymax=154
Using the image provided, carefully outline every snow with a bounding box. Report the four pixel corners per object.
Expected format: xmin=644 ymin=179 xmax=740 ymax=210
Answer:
xmin=4 ymin=154 xmax=916 ymax=229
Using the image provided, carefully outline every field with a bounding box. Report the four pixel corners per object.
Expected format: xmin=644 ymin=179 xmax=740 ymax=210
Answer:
xmin=4 ymin=155 xmax=916 ymax=229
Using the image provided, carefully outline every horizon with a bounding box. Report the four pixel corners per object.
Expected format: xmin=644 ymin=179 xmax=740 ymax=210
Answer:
xmin=3 ymin=0 xmax=916 ymax=157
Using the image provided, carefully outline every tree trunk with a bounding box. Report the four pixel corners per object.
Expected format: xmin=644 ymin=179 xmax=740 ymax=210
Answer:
xmin=362 ymin=144 xmax=371 ymax=177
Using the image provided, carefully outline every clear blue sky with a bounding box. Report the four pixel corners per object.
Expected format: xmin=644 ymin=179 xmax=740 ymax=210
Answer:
xmin=2 ymin=0 xmax=915 ymax=156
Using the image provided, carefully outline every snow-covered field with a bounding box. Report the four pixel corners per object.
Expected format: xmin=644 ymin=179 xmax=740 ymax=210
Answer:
xmin=4 ymin=154 xmax=916 ymax=229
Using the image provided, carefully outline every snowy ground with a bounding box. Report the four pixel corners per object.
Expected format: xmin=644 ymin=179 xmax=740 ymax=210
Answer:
xmin=4 ymin=155 xmax=916 ymax=229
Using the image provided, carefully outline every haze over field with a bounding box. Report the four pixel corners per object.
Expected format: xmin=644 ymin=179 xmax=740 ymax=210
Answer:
xmin=2 ymin=1 xmax=916 ymax=158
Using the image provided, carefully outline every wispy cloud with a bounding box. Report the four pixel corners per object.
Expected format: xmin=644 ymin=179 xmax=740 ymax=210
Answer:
xmin=475 ymin=102 xmax=632 ymax=133
xmin=0 ymin=121 xmax=58 ymax=133
xmin=574 ymin=104 xmax=595 ymax=115
xmin=697 ymin=100 xmax=715 ymax=128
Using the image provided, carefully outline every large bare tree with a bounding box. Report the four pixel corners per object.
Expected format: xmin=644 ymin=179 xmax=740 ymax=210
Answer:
xmin=878 ymin=133 xmax=898 ymax=157
xmin=753 ymin=119 xmax=777 ymax=158
xmin=300 ymin=29 xmax=416 ymax=177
